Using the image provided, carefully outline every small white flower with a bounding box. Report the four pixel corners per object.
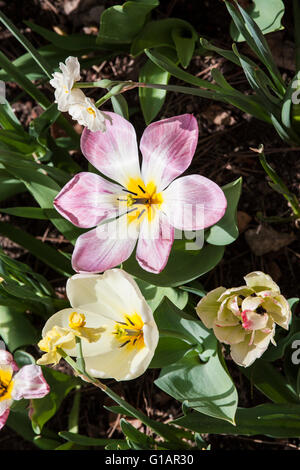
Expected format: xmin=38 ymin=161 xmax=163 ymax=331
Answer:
xmin=68 ymin=96 xmax=108 ymax=132
xmin=50 ymin=56 xmax=84 ymax=112
xmin=38 ymin=269 xmax=159 ymax=381
xmin=50 ymin=56 xmax=108 ymax=132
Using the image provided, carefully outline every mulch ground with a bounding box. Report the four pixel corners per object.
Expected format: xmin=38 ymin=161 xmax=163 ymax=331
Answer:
xmin=0 ymin=0 xmax=299 ymax=450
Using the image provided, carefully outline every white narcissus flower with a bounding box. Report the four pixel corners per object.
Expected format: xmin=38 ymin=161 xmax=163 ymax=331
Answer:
xmin=196 ymin=271 xmax=291 ymax=367
xmin=38 ymin=269 xmax=159 ymax=381
xmin=68 ymin=96 xmax=107 ymax=133
xmin=50 ymin=56 xmax=108 ymax=132
xmin=0 ymin=350 xmax=50 ymax=430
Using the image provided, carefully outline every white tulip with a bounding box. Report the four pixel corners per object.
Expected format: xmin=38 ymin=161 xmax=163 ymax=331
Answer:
xmin=38 ymin=269 xmax=159 ymax=381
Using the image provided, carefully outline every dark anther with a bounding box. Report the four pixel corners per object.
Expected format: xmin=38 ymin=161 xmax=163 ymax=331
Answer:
xmin=137 ymin=209 xmax=146 ymax=219
xmin=138 ymin=185 xmax=146 ymax=193
xmin=126 ymin=316 xmax=135 ymax=326
xmin=119 ymin=340 xmax=130 ymax=348
xmin=122 ymin=188 xmax=138 ymax=196
xmin=256 ymin=306 xmax=266 ymax=315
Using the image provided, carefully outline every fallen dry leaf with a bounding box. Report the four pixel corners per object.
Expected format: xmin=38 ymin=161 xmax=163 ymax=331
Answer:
xmin=245 ymin=225 xmax=296 ymax=256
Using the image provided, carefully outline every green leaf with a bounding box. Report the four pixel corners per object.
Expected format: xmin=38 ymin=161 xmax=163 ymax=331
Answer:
xmin=174 ymin=403 xmax=300 ymax=438
xmin=134 ymin=278 xmax=188 ymax=311
xmin=206 ymin=177 xmax=242 ymax=246
xmin=225 ymin=1 xmax=285 ymax=94
xmin=33 ymin=436 xmax=62 ymax=450
xmin=131 ymin=18 xmax=197 ymax=61
xmin=155 ymin=349 xmax=238 ymax=424
xmin=14 ymin=350 xmax=36 ymax=368
xmin=0 ymin=99 xmax=23 ymax=131
xmin=0 ymin=11 xmax=52 ymax=78
xmin=0 ymin=206 xmax=57 ymax=219
xmin=0 ymin=153 xmax=83 ymax=244
xmin=0 ymin=129 xmax=41 ymax=155
xmin=139 ymin=57 xmax=170 ymax=125
xmin=145 ymin=48 xmax=219 ymax=90
xmin=153 ymin=298 xmax=238 ymax=423
xmin=154 ymin=298 xmax=211 ymax=349
xmin=97 ymin=0 xmax=159 ymax=46
xmin=0 ymin=221 xmax=73 ymax=276
xmin=171 ymin=26 xmax=196 ymax=68
xmin=0 ymin=305 xmax=39 ymax=351
xmin=29 ymin=102 xmax=60 ymax=140
xmin=25 ymin=21 xmax=102 ymax=51
xmin=6 ymin=402 xmax=36 ymax=442
xmin=120 ymin=419 xmax=153 ymax=449
xmin=230 ymin=0 xmax=285 ymax=42
xmin=111 ymin=94 xmax=129 ymax=120
xmin=59 ymin=431 xmax=125 ymax=448
xmin=31 ymin=367 xmax=79 ymax=434
xmin=241 ymin=359 xmax=299 ymax=404
xmin=149 ymin=336 xmax=191 ymax=369
xmin=124 ymin=242 xmax=224 ymax=287
xmin=0 ymin=170 xmax=25 ymax=202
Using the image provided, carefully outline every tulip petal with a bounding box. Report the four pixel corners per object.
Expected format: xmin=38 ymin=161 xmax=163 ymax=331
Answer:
xmin=84 ymin=323 xmax=158 ymax=381
xmin=213 ymin=324 xmax=246 ymax=345
xmin=136 ymin=210 xmax=174 ymax=274
xmin=72 ymin=217 xmax=138 ymax=273
xmin=261 ymin=294 xmax=291 ymax=330
xmin=54 ymin=172 xmax=123 ymax=228
xmin=67 ymin=269 xmax=154 ymax=324
xmin=0 ymin=408 xmax=10 ymax=430
xmin=244 ymin=271 xmax=280 ymax=293
xmin=0 ymin=350 xmax=18 ymax=371
xmin=161 ymin=175 xmax=227 ymax=230
xmin=81 ymin=112 xmax=141 ymax=187
xmin=140 ymin=114 xmax=198 ymax=192
xmin=196 ymin=287 xmax=226 ymax=329
xmin=230 ymin=324 xmax=274 ymax=367
xmin=12 ymin=365 xmax=50 ymax=400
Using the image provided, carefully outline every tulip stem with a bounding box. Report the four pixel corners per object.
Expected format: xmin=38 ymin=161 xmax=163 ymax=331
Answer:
xmin=57 ymin=344 xmax=193 ymax=449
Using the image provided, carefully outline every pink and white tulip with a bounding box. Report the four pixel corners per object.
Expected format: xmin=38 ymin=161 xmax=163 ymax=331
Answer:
xmin=196 ymin=272 xmax=291 ymax=367
xmin=54 ymin=113 xmax=227 ymax=274
xmin=0 ymin=349 xmax=50 ymax=430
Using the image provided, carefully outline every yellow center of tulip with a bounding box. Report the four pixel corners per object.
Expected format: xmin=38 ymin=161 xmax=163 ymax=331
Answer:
xmin=113 ymin=313 xmax=145 ymax=350
xmin=86 ymin=107 xmax=96 ymax=118
xmin=0 ymin=369 xmax=14 ymax=402
xmin=69 ymin=312 xmax=86 ymax=329
xmin=120 ymin=179 xmax=163 ymax=223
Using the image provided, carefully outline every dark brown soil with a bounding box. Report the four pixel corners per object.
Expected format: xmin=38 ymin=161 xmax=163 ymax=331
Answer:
xmin=0 ymin=0 xmax=299 ymax=451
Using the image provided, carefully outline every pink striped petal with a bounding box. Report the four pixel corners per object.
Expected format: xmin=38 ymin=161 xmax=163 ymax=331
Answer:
xmin=0 ymin=408 xmax=10 ymax=430
xmin=161 ymin=174 xmax=227 ymax=230
xmin=81 ymin=112 xmax=141 ymax=188
xmin=12 ymin=365 xmax=50 ymax=401
xmin=72 ymin=218 xmax=138 ymax=273
xmin=54 ymin=172 xmax=122 ymax=228
xmin=0 ymin=350 xmax=18 ymax=371
xmin=140 ymin=114 xmax=198 ymax=192
xmin=136 ymin=211 xmax=174 ymax=274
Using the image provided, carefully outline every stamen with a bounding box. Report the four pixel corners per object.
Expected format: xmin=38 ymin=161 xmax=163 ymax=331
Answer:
xmin=256 ymin=306 xmax=267 ymax=315
xmin=120 ymin=340 xmax=130 ymax=348
xmin=138 ymin=185 xmax=146 ymax=194
xmin=126 ymin=316 xmax=135 ymax=326
xmin=126 ymin=207 xmax=138 ymax=215
xmin=137 ymin=209 xmax=146 ymax=219
xmin=122 ymin=188 xmax=138 ymax=196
